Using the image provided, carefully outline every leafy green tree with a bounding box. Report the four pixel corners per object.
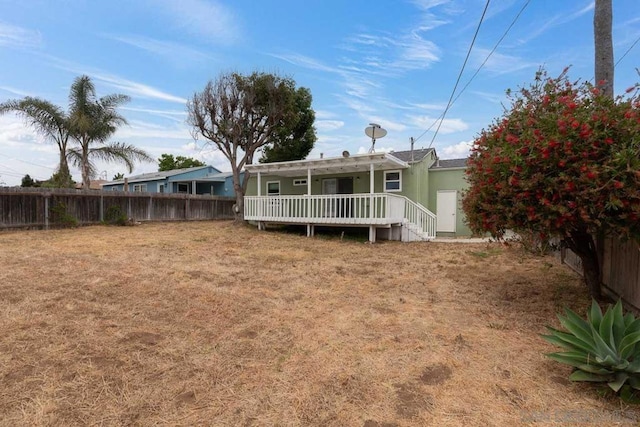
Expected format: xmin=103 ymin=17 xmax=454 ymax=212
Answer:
xmin=0 ymin=98 xmax=74 ymax=187
xmin=21 ymin=174 xmax=35 ymax=187
xmin=66 ymin=76 xmax=153 ymax=189
xmin=462 ymin=69 xmax=640 ymax=299
xmin=157 ymin=153 xmax=206 ymax=171
xmin=259 ymin=86 xmax=316 ymax=163
xmin=187 ymin=71 xmax=316 ymax=221
xmin=112 ymin=172 xmax=124 ymax=180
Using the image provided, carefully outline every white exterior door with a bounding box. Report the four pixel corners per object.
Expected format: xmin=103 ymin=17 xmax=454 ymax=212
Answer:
xmin=436 ymin=190 xmax=457 ymax=233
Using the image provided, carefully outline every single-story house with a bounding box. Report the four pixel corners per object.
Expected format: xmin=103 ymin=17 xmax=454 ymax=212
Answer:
xmin=243 ymin=148 xmax=470 ymax=242
xmin=102 ymin=166 xmax=240 ymax=197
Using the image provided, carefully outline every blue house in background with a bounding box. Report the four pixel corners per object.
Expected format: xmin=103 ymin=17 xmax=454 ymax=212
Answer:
xmin=102 ymin=165 xmax=240 ymax=197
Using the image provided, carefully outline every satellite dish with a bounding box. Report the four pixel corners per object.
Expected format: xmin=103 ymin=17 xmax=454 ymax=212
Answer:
xmin=364 ymin=123 xmax=387 ymax=153
xmin=342 ymin=150 xmax=350 ymax=158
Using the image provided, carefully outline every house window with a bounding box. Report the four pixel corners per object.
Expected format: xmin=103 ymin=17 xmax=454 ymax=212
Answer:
xmin=177 ymin=183 xmax=189 ymax=194
xmin=158 ymin=184 xmax=165 ymax=193
xmin=133 ymin=184 xmax=147 ymax=192
xmin=111 ymin=187 xmax=118 ymax=191
xmin=293 ymin=178 xmax=307 ymax=186
xmin=384 ymin=170 xmax=402 ymax=192
xmin=267 ymin=181 xmax=280 ymax=196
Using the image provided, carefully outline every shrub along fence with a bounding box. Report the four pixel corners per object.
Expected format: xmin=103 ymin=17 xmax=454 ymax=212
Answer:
xmin=0 ymin=187 xmax=235 ymax=229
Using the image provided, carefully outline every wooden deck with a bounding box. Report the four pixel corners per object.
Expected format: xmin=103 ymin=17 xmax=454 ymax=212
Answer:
xmin=244 ymin=193 xmax=436 ymax=241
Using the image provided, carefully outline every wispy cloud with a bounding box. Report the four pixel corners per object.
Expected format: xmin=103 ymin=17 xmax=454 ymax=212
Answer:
xmin=103 ymin=33 xmax=212 ymax=64
xmin=46 ymin=55 xmax=188 ymax=104
xmin=440 ymin=140 xmax=472 ymax=158
xmin=0 ymin=22 xmax=41 ymax=49
xmin=471 ymin=48 xmax=537 ymax=75
xmin=92 ymin=73 xmax=188 ymax=104
xmin=154 ymin=0 xmax=240 ymax=45
xmin=515 ymin=1 xmax=594 ymax=45
xmin=121 ymin=107 xmax=188 ymax=123
xmin=268 ymin=53 xmax=341 ymax=73
xmin=315 ymin=120 xmax=345 ymax=132
xmin=408 ymin=115 xmax=469 ymax=134
xmin=0 ymin=86 xmax=34 ymax=97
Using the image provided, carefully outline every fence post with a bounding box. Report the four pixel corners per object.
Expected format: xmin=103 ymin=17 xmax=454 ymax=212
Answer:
xmin=148 ymin=195 xmax=152 ymax=221
xmin=44 ymin=195 xmax=49 ymax=230
xmin=100 ymin=194 xmax=104 ymax=222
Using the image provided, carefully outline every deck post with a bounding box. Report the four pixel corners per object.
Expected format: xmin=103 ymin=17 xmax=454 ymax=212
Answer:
xmin=369 ymin=163 xmax=374 ymax=220
xmin=307 ymin=168 xmax=311 ymax=217
xmin=307 ymin=224 xmax=314 ymax=237
xmin=369 ymin=225 xmax=376 ymax=243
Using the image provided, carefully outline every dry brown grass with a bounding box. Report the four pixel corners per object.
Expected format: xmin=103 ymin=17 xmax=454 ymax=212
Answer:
xmin=0 ymin=221 xmax=638 ymax=426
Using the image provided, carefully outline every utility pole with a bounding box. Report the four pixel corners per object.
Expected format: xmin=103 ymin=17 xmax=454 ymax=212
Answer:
xmin=593 ymin=0 xmax=614 ymax=299
xmin=594 ymin=0 xmax=614 ymax=98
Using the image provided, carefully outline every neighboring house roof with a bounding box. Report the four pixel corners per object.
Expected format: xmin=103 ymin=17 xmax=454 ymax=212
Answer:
xmin=103 ymin=165 xmax=217 ymax=185
xmin=429 ymin=158 xmax=468 ymax=169
xmin=198 ymin=171 xmax=235 ymax=182
xmin=388 ymin=148 xmax=434 ymax=163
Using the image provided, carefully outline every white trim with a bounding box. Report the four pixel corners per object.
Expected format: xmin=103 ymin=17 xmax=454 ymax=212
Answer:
xmin=293 ymin=178 xmax=307 ymax=186
xmin=245 ymin=152 xmax=408 ymax=177
xmin=384 ymin=170 xmax=402 ymax=192
xmin=266 ymin=180 xmax=280 ymax=196
xmin=158 ymin=183 xmax=165 ymax=193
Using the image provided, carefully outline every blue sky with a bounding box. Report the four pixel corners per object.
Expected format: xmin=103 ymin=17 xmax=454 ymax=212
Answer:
xmin=0 ymin=0 xmax=639 ymax=185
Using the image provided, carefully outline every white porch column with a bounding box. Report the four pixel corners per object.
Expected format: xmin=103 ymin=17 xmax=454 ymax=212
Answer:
xmin=192 ymin=180 xmax=196 ymax=195
xmin=307 ymin=167 xmax=312 ymax=219
xmin=257 ymin=172 xmax=262 ymax=196
xmin=369 ymin=163 xmax=374 ymax=193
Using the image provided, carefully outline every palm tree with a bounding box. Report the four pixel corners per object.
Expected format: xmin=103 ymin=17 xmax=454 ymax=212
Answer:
xmin=66 ymin=76 xmax=153 ymax=189
xmin=0 ymin=97 xmax=74 ymax=187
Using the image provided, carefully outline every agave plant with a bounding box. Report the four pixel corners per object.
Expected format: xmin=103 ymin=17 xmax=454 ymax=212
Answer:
xmin=542 ymin=300 xmax=640 ymax=395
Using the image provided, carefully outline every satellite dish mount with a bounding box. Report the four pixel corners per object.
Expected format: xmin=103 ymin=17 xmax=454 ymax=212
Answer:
xmin=364 ymin=123 xmax=387 ymax=153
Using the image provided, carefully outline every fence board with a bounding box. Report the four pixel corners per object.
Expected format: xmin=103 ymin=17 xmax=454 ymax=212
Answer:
xmin=0 ymin=187 xmax=234 ymax=229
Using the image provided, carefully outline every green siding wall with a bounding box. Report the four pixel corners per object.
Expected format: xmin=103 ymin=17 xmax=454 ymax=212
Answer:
xmin=427 ymin=168 xmax=471 ymax=236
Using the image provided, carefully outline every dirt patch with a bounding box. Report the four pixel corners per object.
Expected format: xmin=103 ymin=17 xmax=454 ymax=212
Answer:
xmin=419 ymin=363 xmax=452 ymax=386
xmin=394 ymin=383 xmax=433 ymax=419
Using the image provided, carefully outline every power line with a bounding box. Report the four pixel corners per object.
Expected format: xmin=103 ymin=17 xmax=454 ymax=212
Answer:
xmin=0 ymin=152 xmax=56 ymax=170
xmin=615 ymin=33 xmax=640 ymax=67
xmin=414 ymin=0 xmax=530 ymax=145
xmin=415 ymin=0 xmax=491 ymax=147
xmin=426 ymin=0 xmax=491 ymax=148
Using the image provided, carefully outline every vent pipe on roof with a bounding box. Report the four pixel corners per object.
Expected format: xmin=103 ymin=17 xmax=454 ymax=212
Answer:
xmin=320 ymin=153 xmax=324 ymax=159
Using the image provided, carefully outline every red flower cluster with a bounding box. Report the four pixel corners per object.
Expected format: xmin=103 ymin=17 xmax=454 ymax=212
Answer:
xmin=463 ymin=68 xmax=640 ymax=242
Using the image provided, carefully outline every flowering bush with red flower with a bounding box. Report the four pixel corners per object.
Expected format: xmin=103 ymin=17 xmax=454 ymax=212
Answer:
xmin=463 ymin=68 xmax=640 ymax=298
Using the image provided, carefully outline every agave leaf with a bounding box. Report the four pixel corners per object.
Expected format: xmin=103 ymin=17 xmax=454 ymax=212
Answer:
xmin=629 ymin=375 xmax=640 ymax=390
xmin=569 ymin=370 xmax=610 ymax=382
xmin=542 ymin=328 xmax=597 ymax=354
xmin=576 ymin=363 xmax=615 ymax=375
xmin=590 ymin=323 xmax=618 ymax=360
xmin=608 ymin=372 xmax=630 ymax=392
xmin=560 ymin=309 xmax=596 ymax=347
xmin=614 ymin=360 xmax=630 ymax=370
xmin=588 ymin=300 xmax=603 ymax=330
xmin=627 ymin=359 xmax=640 ymax=373
xmin=623 ymin=318 xmax=640 ymax=336
xmin=624 ymin=313 xmax=635 ymax=328
xmin=594 ymin=354 xmax=621 ymax=367
xmin=599 ymin=303 xmax=615 ymax=350
xmin=545 ymin=351 xmax=590 ymax=369
xmin=619 ymin=331 xmax=640 ymax=360
xmin=611 ymin=301 xmax=626 ymax=349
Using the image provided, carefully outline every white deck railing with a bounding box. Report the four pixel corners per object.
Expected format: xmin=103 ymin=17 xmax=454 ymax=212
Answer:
xmin=244 ymin=194 xmax=436 ymax=238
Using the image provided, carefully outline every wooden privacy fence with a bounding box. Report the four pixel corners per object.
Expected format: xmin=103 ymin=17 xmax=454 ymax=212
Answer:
xmin=559 ymin=237 xmax=640 ymax=312
xmin=0 ymin=187 xmax=235 ymax=229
